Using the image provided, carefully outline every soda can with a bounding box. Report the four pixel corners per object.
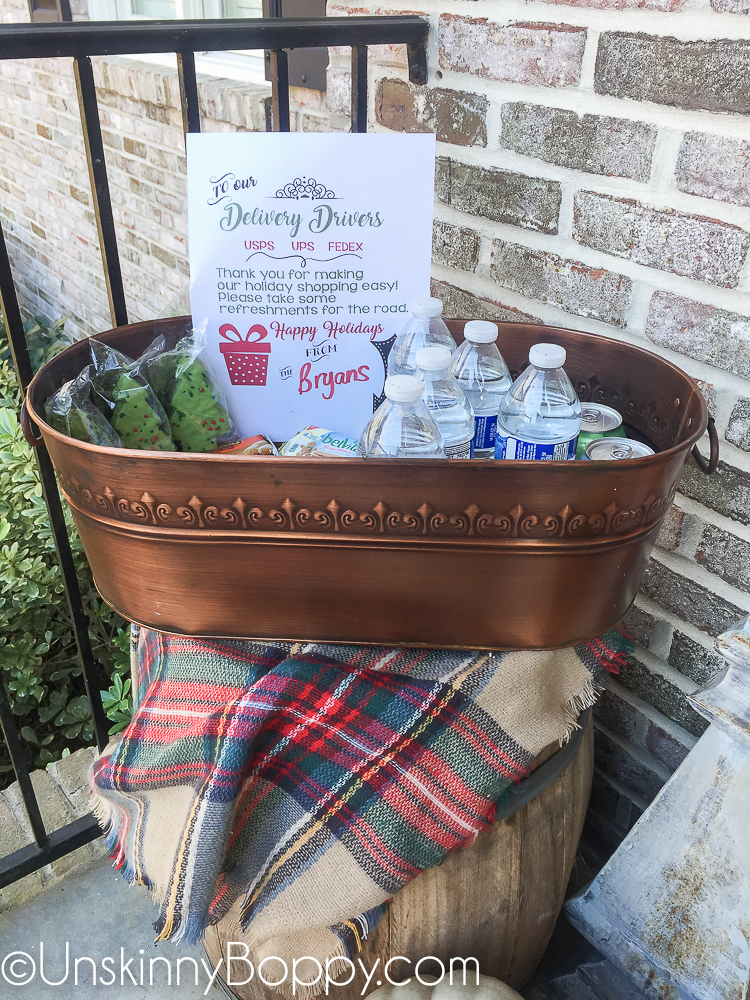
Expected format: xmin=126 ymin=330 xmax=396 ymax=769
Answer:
xmin=584 ymin=437 xmax=655 ymax=461
xmin=575 ymin=403 xmax=626 ymax=459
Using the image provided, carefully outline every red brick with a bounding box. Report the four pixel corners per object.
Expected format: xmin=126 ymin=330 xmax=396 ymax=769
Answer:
xmin=669 ymin=629 xmax=726 ymax=686
xmin=546 ymin=0 xmax=681 ymax=7
xmin=573 ymin=191 xmax=750 ymax=288
xmin=499 ymin=103 xmax=657 ymax=183
xmin=595 ymin=33 xmax=750 ymax=114
xmin=645 ymin=721 xmax=691 ymax=773
xmin=619 ymin=652 xmax=708 ymax=737
xmin=430 ymin=279 xmax=542 ymax=325
xmin=726 ymin=398 xmax=750 ymax=453
xmin=327 ymin=5 xmax=423 ymax=66
xmin=438 ymin=157 xmax=561 ymax=234
xmin=432 ymin=221 xmax=480 ymax=272
xmin=69 ymin=185 xmax=88 ymax=206
xmin=655 ymin=505 xmax=684 ymax=552
xmin=620 ymin=605 xmax=656 ymax=647
xmin=640 ymin=560 xmax=745 ymax=638
xmin=376 ymin=79 xmax=487 ymax=148
xmin=676 ymin=133 xmax=750 ymax=209
xmin=694 ymin=379 xmax=717 ymax=418
xmin=439 ymin=16 xmax=586 ymax=88
xmin=696 ymin=523 xmax=750 ymax=594
xmin=712 ymin=0 xmax=750 ymax=10
xmin=490 ymin=240 xmax=631 ymax=326
xmin=123 ymin=136 xmax=148 ymax=159
xmin=681 ymin=460 xmax=750 ymax=530
xmin=594 ymin=688 xmax=639 ymax=740
xmin=645 ymin=292 xmax=750 ymax=380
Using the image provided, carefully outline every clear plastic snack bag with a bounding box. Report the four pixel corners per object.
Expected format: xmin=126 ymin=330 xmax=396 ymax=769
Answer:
xmin=44 ymin=368 xmax=123 ymax=447
xmin=88 ymin=339 xmax=175 ymax=451
xmin=87 ymin=340 xmax=135 ymax=414
xmin=139 ymin=327 xmax=240 ymax=453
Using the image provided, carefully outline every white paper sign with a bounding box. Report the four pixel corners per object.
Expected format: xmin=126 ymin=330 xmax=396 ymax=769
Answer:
xmin=186 ymin=132 xmax=436 ymax=442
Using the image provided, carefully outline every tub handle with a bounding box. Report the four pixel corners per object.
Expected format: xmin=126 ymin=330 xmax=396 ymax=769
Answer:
xmin=21 ymin=399 xmax=44 ymax=448
xmin=692 ymin=415 xmax=719 ymax=475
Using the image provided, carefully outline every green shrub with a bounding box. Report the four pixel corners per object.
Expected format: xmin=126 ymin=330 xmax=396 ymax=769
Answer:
xmin=0 ymin=314 xmax=132 ymax=784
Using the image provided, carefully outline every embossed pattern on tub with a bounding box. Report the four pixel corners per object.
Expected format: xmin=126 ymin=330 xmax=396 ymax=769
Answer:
xmin=57 ymin=478 xmax=677 ymax=540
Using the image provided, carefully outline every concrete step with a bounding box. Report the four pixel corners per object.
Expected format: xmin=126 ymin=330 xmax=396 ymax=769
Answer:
xmin=579 ymin=959 xmax=650 ymax=1000
xmin=524 ymin=953 xmax=650 ymax=1000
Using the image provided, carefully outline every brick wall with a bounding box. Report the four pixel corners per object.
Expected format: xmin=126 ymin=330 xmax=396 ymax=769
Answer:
xmin=2 ymin=0 xmax=750 ymax=861
xmin=341 ymin=0 xmax=750 ymax=859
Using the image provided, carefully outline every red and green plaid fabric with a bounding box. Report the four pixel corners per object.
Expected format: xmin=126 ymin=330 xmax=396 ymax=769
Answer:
xmin=90 ymin=628 xmax=628 ymax=964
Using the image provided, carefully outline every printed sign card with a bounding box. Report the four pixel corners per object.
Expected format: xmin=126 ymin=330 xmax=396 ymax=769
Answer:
xmin=186 ymin=132 xmax=436 ymax=442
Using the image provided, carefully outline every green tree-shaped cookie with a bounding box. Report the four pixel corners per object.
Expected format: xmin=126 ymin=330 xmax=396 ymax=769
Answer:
xmin=167 ymin=358 xmax=236 ymax=452
xmin=45 ymin=376 xmax=122 ymax=447
xmin=67 ymin=406 xmax=122 ymax=447
xmin=110 ymin=373 xmax=175 ymax=451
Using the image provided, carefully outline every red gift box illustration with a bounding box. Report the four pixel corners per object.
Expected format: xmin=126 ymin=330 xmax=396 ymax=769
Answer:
xmin=219 ymin=323 xmax=271 ymax=386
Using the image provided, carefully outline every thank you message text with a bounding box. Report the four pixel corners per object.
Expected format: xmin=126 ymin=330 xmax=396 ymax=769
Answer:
xmin=187 ymin=132 xmax=436 ymax=441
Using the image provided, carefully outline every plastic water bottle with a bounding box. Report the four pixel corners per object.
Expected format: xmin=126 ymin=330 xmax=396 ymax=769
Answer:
xmin=495 ymin=343 xmax=582 ymax=460
xmin=357 ymin=374 xmax=446 ymax=458
xmin=450 ymin=320 xmax=512 ymax=458
xmin=415 ymin=346 xmax=474 ymax=459
xmin=387 ymin=297 xmax=457 ymax=377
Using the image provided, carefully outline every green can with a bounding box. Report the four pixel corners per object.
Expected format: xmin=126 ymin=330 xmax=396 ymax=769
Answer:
xmin=575 ymin=403 xmax=626 ymax=459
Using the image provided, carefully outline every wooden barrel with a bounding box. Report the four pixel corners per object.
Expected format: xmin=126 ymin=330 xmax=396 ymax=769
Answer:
xmin=204 ymin=717 xmax=593 ymax=997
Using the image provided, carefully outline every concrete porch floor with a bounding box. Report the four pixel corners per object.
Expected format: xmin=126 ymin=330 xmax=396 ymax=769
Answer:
xmin=0 ymin=858 xmax=213 ymax=999
xmin=0 ymin=850 xmax=651 ymax=1000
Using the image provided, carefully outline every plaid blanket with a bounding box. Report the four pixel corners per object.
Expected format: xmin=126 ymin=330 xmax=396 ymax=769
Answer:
xmin=90 ymin=628 xmax=628 ymax=987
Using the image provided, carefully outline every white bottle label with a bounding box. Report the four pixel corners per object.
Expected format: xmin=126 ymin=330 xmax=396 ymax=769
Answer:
xmin=445 ymin=439 xmax=473 ymax=459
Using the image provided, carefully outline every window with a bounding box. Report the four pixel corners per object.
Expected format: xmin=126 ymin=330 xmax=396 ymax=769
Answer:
xmin=87 ymin=0 xmax=267 ymax=85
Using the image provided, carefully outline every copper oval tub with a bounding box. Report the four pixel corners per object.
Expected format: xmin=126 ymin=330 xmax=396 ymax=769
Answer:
xmin=25 ymin=317 xmax=712 ymax=650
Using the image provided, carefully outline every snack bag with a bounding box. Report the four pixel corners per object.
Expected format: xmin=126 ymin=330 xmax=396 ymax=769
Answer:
xmin=279 ymin=426 xmax=358 ymax=458
xmin=87 ymin=340 xmax=136 ymax=415
xmin=89 ymin=338 xmax=175 ymax=451
xmin=215 ymin=434 xmax=277 ymax=456
xmin=139 ymin=334 xmax=174 ymax=401
xmin=44 ymin=368 xmax=122 ymax=447
xmin=141 ymin=331 xmax=239 ymax=453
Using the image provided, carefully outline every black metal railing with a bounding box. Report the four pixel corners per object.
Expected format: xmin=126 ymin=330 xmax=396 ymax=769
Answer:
xmin=0 ymin=14 xmax=429 ymax=888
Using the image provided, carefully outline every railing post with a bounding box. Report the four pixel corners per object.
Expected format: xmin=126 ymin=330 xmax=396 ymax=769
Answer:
xmin=270 ymin=49 xmax=291 ymax=132
xmin=350 ymin=45 xmax=367 ymax=133
xmin=177 ymin=50 xmax=201 ymax=138
xmin=0 ymin=221 xmax=110 ymax=753
xmin=73 ymin=56 xmax=129 ymax=329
